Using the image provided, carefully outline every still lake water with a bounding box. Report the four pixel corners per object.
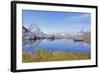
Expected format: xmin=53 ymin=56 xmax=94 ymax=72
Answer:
xmin=22 ymin=39 xmax=90 ymax=54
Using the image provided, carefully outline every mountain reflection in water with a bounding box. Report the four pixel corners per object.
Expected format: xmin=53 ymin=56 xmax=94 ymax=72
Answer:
xmin=22 ymin=39 xmax=90 ymax=55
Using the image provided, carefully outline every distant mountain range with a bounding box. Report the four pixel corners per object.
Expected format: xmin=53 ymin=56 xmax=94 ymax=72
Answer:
xmin=22 ymin=23 xmax=90 ymax=41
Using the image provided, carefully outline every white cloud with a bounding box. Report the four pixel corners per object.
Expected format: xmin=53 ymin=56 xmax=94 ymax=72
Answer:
xmin=70 ymin=14 xmax=90 ymax=20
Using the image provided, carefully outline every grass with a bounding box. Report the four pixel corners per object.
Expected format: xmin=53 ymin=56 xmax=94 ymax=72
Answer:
xmin=82 ymin=34 xmax=91 ymax=44
xmin=22 ymin=49 xmax=91 ymax=63
xmin=83 ymin=36 xmax=91 ymax=43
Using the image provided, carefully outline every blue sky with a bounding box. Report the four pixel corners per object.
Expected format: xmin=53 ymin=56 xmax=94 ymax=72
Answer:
xmin=22 ymin=10 xmax=91 ymax=34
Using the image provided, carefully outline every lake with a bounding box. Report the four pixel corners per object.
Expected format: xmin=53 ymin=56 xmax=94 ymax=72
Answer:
xmin=22 ymin=39 xmax=91 ymax=55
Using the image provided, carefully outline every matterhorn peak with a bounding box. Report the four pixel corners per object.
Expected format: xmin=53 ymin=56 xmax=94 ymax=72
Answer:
xmin=28 ymin=23 xmax=40 ymax=32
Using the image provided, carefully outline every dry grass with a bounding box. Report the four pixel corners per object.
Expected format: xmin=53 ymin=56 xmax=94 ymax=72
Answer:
xmin=22 ymin=50 xmax=90 ymax=63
